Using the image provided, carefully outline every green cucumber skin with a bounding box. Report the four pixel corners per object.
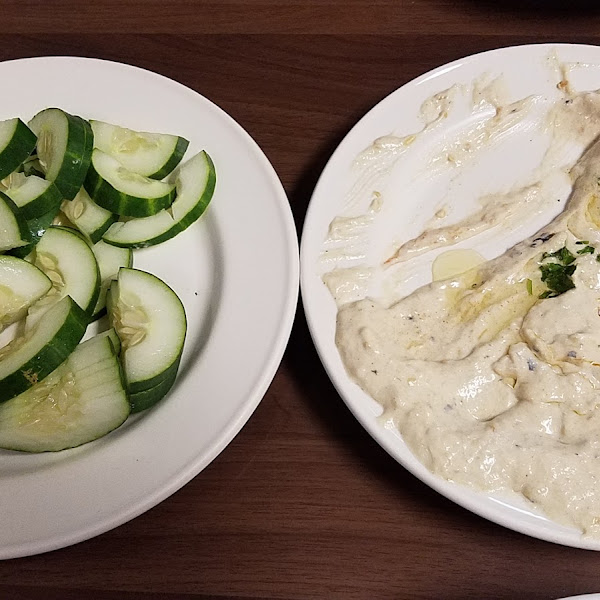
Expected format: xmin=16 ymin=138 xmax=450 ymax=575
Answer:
xmin=8 ymin=205 xmax=60 ymax=259
xmin=126 ymin=350 xmax=182 ymax=395
xmin=84 ymin=165 xmax=176 ymax=218
xmin=88 ymin=213 xmax=118 ymax=244
xmin=58 ymin=115 xmax=94 ymax=201
xmin=0 ymin=191 xmax=31 ymax=249
xmin=148 ymin=136 xmax=189 ymax=180
xmin=32 ymin=110 xmax=94 ymax=201
xmin=0 ymin=297 xmax=89 ymax=403
xmin=104 ymin=151 xmax=216 ymax=249
xmin=0 ymin=120 xmax=37 ymax=180
xmin=13 ymin=181 xmax=63 ymax=221
xmin=128 ymin=360 xmax=179 ymax=413
xmin=64 ymin=201 xmax=117 ymax=245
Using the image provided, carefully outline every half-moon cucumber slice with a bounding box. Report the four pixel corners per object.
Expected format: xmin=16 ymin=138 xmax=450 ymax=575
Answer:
xmin=91 ymin=120 xmax=189 ymax=180
xmin=28 ymin=108 xmax=93 ymax=201
xmin=84 ymin=149 xmax=176 ymax=217
xmin=102 ymin=151 xmax=215 ymax=248
xmin=107 ymin=268 xmax=186 ymax=403
xmin=26 ymin=226 xmax=100 ymax=327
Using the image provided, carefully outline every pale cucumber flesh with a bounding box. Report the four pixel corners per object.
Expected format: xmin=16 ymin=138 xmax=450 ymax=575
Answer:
xmin=0 ymin=295 xmax=88 ymax=403
xmin=27 ymin=226 xmax=100 ymax=327
xmin=0 ymin=256 xmax=51 ymax=331
xmin=0 ymin=191 xmax=30 ymax=252
xmin=108 ymin=268 xmax=186 ymax=395
xmin=91 ymin=120 xmax=188 ymax=179
xmin=0 ymin=334 xmax=129 ymax=452
xmin=91 ymin=240 xmax=132 ymax=319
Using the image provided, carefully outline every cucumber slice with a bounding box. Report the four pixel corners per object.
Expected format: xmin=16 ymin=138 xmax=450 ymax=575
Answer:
xmin=107 ymin=268 xmax=186 ymax=399
xmin=0 ymin=191 xmax=31 ymax=252
xmin=8 ymin=204 xmax=60 ymax=259
xmin=1 ymin=172 xmax=63 ymax=220
xmin=60 ymin=188 xmax=117 ymax=244
xmin=0 ymin=333 xmax=129 ymax=452
xmin=128 ymin=363 xmax=178 ymax=413
xmin=91 ymin=121 xmax=189 ymax=180
xmin=0 ymin=256 xmax=51 ymax=331
xmin=0 ymin=295 xmax=88 ymax=403
xmin=84 ymin=149 xmax=176 ymax=217
xmin=91 ymin=240 xmax=132 ymax=320
xmin=102 ymin=151 xmax=216 ymax=248
xmin=27 ymin=226 xmax=100 ymax=326
xmin=0 ymin=119 xmax=37 ymax=180
xmin=28 ymin=108 xmax=93 ymax=200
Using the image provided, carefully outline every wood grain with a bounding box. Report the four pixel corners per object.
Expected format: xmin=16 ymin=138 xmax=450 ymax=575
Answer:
xmin=0 ymin=1 xmax=599 ymax=35
xmin=1 ymin=5 xmax=600 ymax=599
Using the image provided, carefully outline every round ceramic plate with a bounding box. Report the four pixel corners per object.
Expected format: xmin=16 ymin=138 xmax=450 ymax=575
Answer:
xmin=0 ymin=57 xmax=298 ymax=559
xmin=301 ymin=43 xmax=600 ymax=549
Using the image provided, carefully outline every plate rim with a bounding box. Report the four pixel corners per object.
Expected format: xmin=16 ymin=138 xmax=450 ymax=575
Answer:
xmin=300 ymin=42 xmax=600 ymax=550
xmin=0 ymin=55 xmax=299 ymax=559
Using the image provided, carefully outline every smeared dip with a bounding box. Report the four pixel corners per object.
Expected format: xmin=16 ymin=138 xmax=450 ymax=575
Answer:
xmin=325 ymin=68 xmax=600 ymax=534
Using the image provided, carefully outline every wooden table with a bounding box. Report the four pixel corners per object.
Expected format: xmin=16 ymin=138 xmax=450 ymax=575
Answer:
xmin=2 ymin=2 xmax=600 ymax=599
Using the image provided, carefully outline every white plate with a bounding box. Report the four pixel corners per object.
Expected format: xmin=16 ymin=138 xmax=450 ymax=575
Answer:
xmin=0 ymin=57 xmax=298 ymax=559
xmin=301 ymin=43 xmax=600 ymax=549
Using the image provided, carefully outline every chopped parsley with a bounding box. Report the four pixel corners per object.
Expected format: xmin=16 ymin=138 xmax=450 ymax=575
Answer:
xmin=541 ymin=246 xmax=576 ymax=265
xmin=537 ymin=242 xmax=598 ymax=299
xmin=526 ymin=278 xmax=533 ymax=295
xmin=539 ymin=261 xmax=576 ymax=298
xmin=577 ymin=245 xmax=595 ymax=255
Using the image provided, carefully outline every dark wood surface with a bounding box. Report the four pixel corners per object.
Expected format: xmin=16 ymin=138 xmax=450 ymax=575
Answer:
xmin=2 ymin=2 xmax=600 ymax=599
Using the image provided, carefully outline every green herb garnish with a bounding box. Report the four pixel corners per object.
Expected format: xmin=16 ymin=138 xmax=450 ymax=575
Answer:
xmin=576 ymin=240 xmax=590 ymax=245
xmin=539 ymin=262 xmax=576 ymax=298
xmin=526 ymin=278 xmax=533 ymax=295
xmin=577 ymin=245 xmax=595 ymax=255
xmin=541 ymin=246 xmax=576 ymax=265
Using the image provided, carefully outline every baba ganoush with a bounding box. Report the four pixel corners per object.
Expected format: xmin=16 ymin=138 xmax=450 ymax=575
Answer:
xmin=330 ymin=92 xmax=600 ymax=535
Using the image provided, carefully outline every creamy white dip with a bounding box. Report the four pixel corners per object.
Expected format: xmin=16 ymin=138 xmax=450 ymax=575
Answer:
xmin=328 ymin=78 xmax=600 ymax=534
